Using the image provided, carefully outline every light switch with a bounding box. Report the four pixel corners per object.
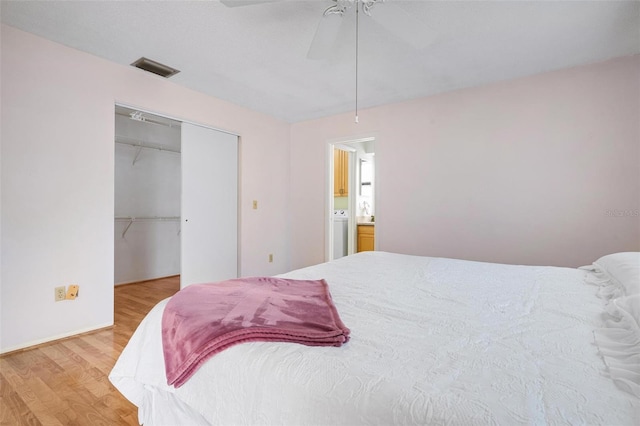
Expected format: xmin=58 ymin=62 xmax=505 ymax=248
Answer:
xmin=252 ymin=200 xmax=258 ymax=210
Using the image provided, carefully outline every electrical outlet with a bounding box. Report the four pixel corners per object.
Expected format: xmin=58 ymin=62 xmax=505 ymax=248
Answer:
xmin=55 ymin=286 xmax=66 ymax=302
xmin=269 ymin=253 xmax=273 ymax=263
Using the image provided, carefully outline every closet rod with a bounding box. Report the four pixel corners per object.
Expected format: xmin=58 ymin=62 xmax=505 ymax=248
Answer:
xmin=115 ymin=139 xmax=181 ymax=154
xmin=115 ymin=216 xmax=181 ymax=238
xmin=115 ymin=216 xmax=181 ymax=221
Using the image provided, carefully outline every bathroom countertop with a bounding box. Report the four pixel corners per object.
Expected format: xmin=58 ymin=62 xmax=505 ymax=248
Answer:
xmin=356 ymin=215 xmax=375 ymax=226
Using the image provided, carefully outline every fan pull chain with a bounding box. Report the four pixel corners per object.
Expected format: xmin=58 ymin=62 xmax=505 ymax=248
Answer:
xmin=355 ymin=0 xmax=359 ymax=124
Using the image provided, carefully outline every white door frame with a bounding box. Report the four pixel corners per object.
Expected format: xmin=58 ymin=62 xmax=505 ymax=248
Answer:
xmin=115 ymin=102 xmax=239 ymax=137
xmin=326 ymin=136 xmax=376 ymax=262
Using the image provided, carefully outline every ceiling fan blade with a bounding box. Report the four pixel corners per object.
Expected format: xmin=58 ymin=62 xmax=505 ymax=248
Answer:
xmin=368 ymin=1 xmax=431 ymax=50
xmin=220 ymin=0 xmax=281 ymax=7
xmin=307 ymin=12 xmax=344 ymax=60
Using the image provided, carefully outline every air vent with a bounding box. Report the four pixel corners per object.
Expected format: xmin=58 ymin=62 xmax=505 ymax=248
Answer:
xmin=131 ymin=57 xmax=180 ymax=78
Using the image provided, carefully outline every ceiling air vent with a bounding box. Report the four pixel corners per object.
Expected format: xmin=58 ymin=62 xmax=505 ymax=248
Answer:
xmin=131 ymin=57 xmax=180 ymax=78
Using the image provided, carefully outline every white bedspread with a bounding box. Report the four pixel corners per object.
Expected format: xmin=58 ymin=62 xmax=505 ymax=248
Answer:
xmin=110 ymin=252 xmax=640 ymax=425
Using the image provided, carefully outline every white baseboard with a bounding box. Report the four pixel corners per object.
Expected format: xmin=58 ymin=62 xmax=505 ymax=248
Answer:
xmin=0 ymin=322 xmax=113 ymax=355
xmin=115 ymin=274 xmax=179 ymax=286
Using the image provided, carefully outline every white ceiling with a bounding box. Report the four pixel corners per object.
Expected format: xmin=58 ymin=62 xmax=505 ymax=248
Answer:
xmin=2 ymin=0 xmax=639 ymax=123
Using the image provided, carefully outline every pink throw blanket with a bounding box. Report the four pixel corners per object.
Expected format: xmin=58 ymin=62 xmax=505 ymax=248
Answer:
xmin=162 ymin=277 xmax=350 ymax=387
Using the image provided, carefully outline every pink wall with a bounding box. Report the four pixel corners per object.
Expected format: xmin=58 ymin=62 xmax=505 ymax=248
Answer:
xmin=290 ymin=55 xmax=640 ymax=269
xmin=2 ymin=22 xmax=638 ymax=352
xmin=0 ymin=25 xmax=290 ymax=352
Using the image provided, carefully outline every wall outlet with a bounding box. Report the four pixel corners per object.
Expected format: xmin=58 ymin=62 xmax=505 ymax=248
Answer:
xmin=269 ymin=253 xmax=273 ymax=263
xmin=54 ymin=286 xmax=66 ymax=302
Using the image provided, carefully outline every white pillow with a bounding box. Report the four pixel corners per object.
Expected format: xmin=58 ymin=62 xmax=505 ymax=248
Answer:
xmin=594 ymin=252 xmax=640 ymax=296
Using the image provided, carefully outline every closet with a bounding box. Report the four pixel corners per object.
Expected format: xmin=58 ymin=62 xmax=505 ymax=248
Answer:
xmin=114 ymin=105 xmax=238 ymax=288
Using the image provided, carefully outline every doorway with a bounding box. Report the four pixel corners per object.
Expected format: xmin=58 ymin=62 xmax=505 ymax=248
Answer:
xmin=114 ymin=106 xmax=181 ymax=285
xmin=114 ymin=105 xmax=239 ymax=289
xmin=327 ymin=137 xmax=376 ymax=261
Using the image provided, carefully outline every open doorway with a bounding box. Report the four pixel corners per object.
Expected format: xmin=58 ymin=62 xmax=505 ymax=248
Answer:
xmin=114 ymin=105 xmax=182 ymax=285
xmin=114 ymin=105 xmax=239 ymax=289
xmin=327 ymin=137 xmax=376 ymax=261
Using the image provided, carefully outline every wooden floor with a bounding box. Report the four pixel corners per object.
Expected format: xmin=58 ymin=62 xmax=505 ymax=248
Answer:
xmin=0 ymin=276 xmax=180 ymax=426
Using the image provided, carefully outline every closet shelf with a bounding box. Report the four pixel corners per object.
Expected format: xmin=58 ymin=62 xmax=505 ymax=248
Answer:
xmin=115 ymin=137 xmax=180 ymax=165
xmin=115 ymin=216 xmax=181 ymax=238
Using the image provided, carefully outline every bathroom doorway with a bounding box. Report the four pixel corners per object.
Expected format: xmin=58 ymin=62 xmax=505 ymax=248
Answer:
xmin=326 ymin=137 xmax=376 ymax=261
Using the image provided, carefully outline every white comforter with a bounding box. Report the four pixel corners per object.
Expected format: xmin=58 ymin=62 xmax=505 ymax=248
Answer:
xmin=110 ymin=252 xmax=640 ymax=425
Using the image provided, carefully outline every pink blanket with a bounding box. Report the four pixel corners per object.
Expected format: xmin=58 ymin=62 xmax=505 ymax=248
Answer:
xmin=161 ymin=277 xmax=350 ymax=387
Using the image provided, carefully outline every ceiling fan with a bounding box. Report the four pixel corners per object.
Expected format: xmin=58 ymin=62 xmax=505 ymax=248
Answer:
xmin=221 ymin=0 xmax=426 ymax=122
xmin=220 ymin=0 xmax=427 ymax=59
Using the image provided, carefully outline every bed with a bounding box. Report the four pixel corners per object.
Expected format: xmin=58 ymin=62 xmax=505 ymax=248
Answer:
xmin=110 ymin=251 xmax=640 ymax=425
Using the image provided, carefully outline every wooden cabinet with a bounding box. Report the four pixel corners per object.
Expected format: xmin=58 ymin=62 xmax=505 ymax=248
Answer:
xmin=357 ymin=225 xmax=375 ymax=252
xmin=334 ymin=149 xmax=349 ymax=197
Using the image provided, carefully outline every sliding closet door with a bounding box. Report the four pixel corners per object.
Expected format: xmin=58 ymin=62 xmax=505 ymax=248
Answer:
xmin=181 ymin=123 xmax=238 ymax=288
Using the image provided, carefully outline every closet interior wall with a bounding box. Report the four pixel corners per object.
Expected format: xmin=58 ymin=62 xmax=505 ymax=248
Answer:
xmin=114 ymin=108 xmax=181 ymax=285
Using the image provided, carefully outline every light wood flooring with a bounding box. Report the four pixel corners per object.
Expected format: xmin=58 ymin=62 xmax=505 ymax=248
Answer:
xmin=0 ymin=276 xmax=180 ymax=425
